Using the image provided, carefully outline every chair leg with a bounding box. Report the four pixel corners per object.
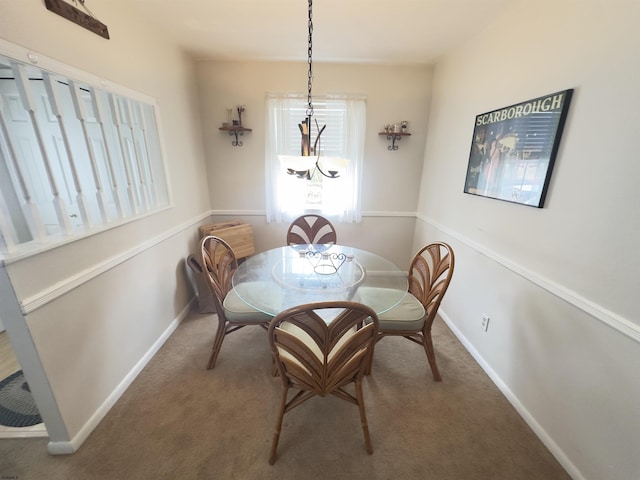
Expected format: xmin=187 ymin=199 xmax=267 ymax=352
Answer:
xmin=365 ymin=336 xmax=381 ymax=376
xmin=269 ymin=385 xmax=289 ymax=465
xmin=364 ymin=352 xmax=372 ymax=376
xmin=355 ymin=379 xmax=373 ymax=454
xmin=422 ymin=331 xmax=442 ymax=381
xmin=206 ymin=320 xmax=227 ymax=370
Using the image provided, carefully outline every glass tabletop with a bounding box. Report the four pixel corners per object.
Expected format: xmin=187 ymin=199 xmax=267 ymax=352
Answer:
xmin=232 ymin=244 xmax=408 ymax=316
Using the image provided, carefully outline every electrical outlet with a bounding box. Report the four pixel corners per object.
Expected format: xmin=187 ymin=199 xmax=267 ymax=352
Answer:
xmin=481 ymin=314 xmax=490 ymax=332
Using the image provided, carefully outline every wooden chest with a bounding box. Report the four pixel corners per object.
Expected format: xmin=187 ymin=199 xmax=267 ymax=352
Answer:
xmin=199 ymin=220 xmax=255 ymax=260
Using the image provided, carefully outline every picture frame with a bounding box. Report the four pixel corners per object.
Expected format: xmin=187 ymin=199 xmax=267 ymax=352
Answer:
xmin=463 ymin=89 xmax=573 ymax=208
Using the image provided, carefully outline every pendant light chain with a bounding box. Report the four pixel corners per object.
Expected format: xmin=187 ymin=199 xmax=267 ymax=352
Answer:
xmin=306 ymin=0 xmax=314 ymax=118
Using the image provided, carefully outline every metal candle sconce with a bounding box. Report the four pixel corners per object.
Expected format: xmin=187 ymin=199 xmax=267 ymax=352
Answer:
xmin=304 ymin=251 xmax=354 ymax=275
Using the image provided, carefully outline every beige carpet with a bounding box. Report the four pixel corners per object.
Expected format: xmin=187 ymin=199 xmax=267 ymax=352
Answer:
xmin=0 ymin=310 xmax=571 ymax=480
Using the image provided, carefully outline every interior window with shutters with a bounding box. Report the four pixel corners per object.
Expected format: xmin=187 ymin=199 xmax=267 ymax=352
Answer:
xmin=265 ymin=94 xmax=365 ymax=223
xmin=0 ymin=49 xmax=170 ymax=258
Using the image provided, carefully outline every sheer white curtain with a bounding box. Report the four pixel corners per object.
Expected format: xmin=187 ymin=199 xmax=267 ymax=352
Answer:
xmin=265 ymin=94 xmax=365 ymax=223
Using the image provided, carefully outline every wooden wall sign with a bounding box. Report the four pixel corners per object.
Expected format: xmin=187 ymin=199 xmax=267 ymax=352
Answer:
xmin=44 ymin=0 xmax=110 ymax=39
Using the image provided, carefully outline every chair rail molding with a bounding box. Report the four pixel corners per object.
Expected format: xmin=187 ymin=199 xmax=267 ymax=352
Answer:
xmin=15 ymin=211 xmax=210 ymax=314
xmin=418 ymin=214 xmax=640 ymax=344
xmin=209 ymin=209 xmax=417 ymax=218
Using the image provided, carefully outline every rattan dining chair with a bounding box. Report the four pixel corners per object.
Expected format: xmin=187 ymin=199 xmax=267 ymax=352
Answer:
xmin=267 ymin=301 xmax=379 ymax=465
xmin=361 ymin=242 xmax=455 ymax=381
xmin=286 ymin=214 xmax=337 ymax=245
xmin=199 ymin=235 xmax=275 ymax=370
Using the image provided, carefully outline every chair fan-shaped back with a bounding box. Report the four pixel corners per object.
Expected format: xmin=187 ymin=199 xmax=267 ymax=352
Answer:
xmin=408 ymin=242 xmax=455 ymax=327
xmin=200 ymin=235 xmax=237 ymax=313
xmin=270 ymin=303 xmax=377 ymax=396
xmin=286 ymin=214 xmax=337 ymax=245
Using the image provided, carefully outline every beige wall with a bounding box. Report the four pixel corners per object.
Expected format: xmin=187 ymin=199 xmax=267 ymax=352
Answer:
xmin=6 ymin=3 xmax=635 ymax=476
xmin=416 ymin=1 xmax=640 ymax=479
xmin=195 ymin=61 xmax=433 ymax=267
xmin=0 ymin=1 xmax=210 ymax=452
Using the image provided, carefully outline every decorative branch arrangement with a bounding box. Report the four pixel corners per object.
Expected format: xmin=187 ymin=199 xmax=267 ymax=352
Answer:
xmin=298 ymin=117 xmax=326 ymax=158
xmin=236 ymin=105 xmax=245 ymax=126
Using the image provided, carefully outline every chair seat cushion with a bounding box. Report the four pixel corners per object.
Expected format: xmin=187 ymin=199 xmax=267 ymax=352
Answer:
xmin=354 ymin=287 xmax=426 ymax=331
xmin=223 ymin=282 xmax=278 ymax=323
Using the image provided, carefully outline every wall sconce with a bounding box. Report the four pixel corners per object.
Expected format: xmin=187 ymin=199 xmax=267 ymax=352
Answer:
xmin=379 ymin=121 xmax=411 ymax=150
xmin=219 ymin=105 xmax=251 ymax=146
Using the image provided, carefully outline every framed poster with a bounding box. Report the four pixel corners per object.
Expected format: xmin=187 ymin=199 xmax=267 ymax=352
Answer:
xmin=463 ymin=89 xmax=573 ymax=208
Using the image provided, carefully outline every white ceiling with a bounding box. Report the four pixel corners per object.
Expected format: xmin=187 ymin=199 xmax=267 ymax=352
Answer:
xmin=129 ymin=0 xmax=519 ymax=64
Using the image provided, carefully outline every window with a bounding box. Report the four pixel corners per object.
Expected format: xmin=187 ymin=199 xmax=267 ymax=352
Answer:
xmin=0 ymin=48 xmax=170 ymax=258
xmin=265 ymin=94 xmax=365 ymax=223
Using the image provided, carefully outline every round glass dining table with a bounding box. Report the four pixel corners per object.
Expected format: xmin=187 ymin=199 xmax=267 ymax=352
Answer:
xmin=232 ymin=244 xmax=408 ymax=316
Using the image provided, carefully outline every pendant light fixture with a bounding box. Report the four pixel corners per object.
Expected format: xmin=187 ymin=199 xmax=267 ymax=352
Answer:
xmin=279 ymin=0 xmax=347 ymax=180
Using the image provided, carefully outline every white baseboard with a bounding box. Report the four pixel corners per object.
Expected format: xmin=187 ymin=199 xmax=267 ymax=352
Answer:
xmin=438 ymin=308 xmax=586 ymax=480
xmin=46 ymin=298 xmax=196 ymax=455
